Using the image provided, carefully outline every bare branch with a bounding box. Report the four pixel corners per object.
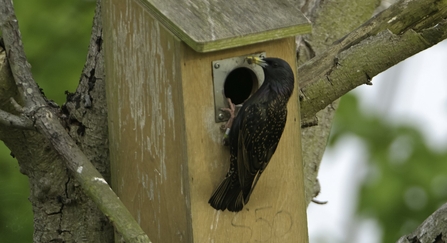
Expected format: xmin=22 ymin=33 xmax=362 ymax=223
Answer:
xmin=298 ymin=0 xmax=379 ymax=206
xmin=299 ymin=0 xmax=447 ymax=122
xmin=0 ymin=1 xmax=150 ymax=242
xmin=9 ymin=97 xmax=24 ymax=113
xmin=0 ymin=108 xmax=33 ymax=129
xmin=397 ymin=203 xmax=447 ymax=243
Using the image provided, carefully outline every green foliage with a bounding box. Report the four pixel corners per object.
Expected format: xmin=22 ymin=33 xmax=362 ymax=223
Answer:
xmin=0 ymin=0 xmax=95 ymax=242
xmin=330 ymin=94 xmax=447 ymax=242
xmin=0 ymin=143 xmax=33 ymax=242
xmin=14 ymin=0 xmax=95 ymax=104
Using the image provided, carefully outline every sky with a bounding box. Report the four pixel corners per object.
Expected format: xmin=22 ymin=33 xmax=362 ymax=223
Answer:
xmin=307 ymin=39 xmax=447 ymax=243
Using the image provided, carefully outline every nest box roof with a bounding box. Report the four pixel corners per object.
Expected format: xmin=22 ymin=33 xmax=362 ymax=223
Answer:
xmin=139 ymin=0 xmax=311 ymax=52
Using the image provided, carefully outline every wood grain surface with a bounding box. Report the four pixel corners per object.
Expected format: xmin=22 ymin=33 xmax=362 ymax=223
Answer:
xmin=138 ymin=0 xmax=311 ymax=52
xmin=103 ymin=0 xmax=308 ymax=241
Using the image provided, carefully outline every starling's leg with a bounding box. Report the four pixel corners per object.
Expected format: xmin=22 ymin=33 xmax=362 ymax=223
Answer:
xmin=220 ymin=98 xmax=236 ymax=145
xmin=221 ymin=98 xmax=236 ymax=130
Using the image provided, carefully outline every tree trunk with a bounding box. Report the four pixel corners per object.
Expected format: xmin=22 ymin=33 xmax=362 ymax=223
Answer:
xmin=0 ymin=1 xmax=114 ymax=242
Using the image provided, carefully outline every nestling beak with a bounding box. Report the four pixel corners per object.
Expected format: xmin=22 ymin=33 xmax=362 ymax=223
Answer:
xmin=246 ymin=56 xmax=268 ymax=68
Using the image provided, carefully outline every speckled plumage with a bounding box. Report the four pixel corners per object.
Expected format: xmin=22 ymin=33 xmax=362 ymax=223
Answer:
xmin=209 ymin=57 xmax=294 ymax=212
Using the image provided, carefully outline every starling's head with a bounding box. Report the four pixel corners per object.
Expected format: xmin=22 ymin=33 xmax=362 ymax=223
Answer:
xmin=247 ymin=56 xmax=293 ymax=78
xmin=247 ymin=56 xmax=294 ymax=96
xmin=246 ymin=56 xmax=292 ymax=73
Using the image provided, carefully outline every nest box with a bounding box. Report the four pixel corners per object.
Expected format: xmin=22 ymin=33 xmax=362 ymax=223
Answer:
xmin=102 ymin=0 xmax=311 ymax=242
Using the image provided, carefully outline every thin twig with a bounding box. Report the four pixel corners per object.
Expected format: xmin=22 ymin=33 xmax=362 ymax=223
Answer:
xmin=9 ymin=97 xmax=24 ymax=113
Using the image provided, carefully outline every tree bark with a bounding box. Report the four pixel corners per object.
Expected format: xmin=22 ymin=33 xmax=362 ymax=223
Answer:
xmin=0 ymin=0 xmax=151 ymax=242
xmin=397 ymin=202 xmax=447 ymax=243
xmin=0 ymin=1 xmax=116 ymax=242
xmin=299 ymin=0 xmax=447 ymax=120
xmin=298 ymin=0 xmax=380 ymax=205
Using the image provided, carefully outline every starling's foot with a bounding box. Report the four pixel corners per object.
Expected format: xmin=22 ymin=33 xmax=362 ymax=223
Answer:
xmin=220 ymin=98 xmax=236 ymax=146
xmin=220 ymin=98 xmax=236 ymax=130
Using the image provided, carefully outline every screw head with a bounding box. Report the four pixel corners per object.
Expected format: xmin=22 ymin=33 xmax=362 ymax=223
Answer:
xmin=214 ymin=63 xmax=220 ymax=69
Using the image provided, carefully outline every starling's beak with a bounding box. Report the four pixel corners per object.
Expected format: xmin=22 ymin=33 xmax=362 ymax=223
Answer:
xmin=246 ymin=56 xmax=268 ymax=68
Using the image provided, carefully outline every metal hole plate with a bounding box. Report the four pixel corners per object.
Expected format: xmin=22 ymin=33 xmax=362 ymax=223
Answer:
xmin=212 ymin=52 xmax=266 ymax=123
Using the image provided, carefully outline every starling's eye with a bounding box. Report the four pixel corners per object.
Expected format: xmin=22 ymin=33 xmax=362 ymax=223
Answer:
xmin=272 ymin=62 xmax=278 ymax=68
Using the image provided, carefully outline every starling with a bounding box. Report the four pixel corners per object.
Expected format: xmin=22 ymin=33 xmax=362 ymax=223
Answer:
xmin=208 ymin=56 xmax=295 ymax=212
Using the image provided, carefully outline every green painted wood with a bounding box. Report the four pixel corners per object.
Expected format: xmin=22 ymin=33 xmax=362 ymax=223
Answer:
xmin=137 ymin=0 xmax=311 ymax=52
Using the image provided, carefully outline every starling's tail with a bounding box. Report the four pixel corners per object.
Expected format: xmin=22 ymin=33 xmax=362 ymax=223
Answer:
xmin=208 ymin=176 xmax=244 ymax=212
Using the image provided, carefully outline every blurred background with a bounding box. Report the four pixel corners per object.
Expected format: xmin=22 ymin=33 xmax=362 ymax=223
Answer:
xmin=308 ymin=39 xmax=447 ymax=242
xmin=1 ymin=1 xmax=446 ymax=242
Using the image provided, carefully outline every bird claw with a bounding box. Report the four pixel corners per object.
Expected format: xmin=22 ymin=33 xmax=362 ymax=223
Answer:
xmin=220 ymin=98 xmax=236 ymax=131
xmin=220 ymin=98 xmax=236 ymax=145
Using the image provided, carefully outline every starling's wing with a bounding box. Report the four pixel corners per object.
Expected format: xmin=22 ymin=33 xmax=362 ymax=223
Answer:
xmin=237 ymin=102 xmax=286 ymax=203
xmin=238 ymin=103 xmax=267 ymax=174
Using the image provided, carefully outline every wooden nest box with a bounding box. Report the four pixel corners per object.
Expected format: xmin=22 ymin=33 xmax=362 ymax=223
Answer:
xmin=102 ymin=0 xmax=311 ymax=242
